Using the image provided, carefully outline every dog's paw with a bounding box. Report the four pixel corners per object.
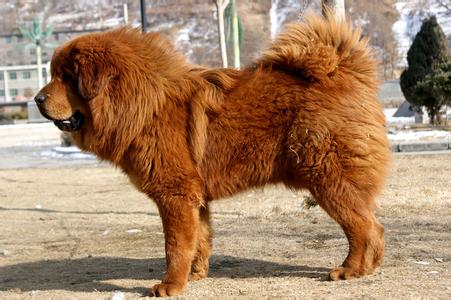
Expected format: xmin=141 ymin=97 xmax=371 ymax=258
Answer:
xmin=329 ymin=267 xmax=361 ymax=281
xmin=150 ymin=282 xmax=185 ymax=297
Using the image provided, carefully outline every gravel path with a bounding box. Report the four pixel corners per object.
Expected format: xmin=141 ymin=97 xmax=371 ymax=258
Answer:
xmin=0 ymin=153 xmax=450 ymax=299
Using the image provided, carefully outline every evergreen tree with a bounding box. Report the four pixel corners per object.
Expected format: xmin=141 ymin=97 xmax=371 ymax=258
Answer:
xmin=411 ymin=60 xmax=451 ymax=124
xmin=400 ymin=16 xmax=448 ymax=124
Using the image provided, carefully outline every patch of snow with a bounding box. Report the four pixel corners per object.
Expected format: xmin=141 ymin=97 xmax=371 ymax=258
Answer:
xmin=53 ymin=146 xmax=83 ymax=154
xmin=388 ymin=130 xmax=449 ymax=142
xmin=126 ymin=229 xmax=142 ymax=234
xmin=387 ymin=116 xmax=416 ymax=124
xmin=354 ymin=12 xmax=370 ymax=28
xmin=270 ymin=0 xmax=304 ymax=38
xmin=103 ymin=17 xmax=124 ymax=27
xmin=39 ymin=147 xmax=96 ymax=160
xmin=176 ymin=28 xmax=191 ymax=44
xmin=385 ymin=108 xmax=416 ymax=124
xmin=111 ymin=291 xmax=125 ymax=300
xmin=384 ymin=108 xmax=398 ymax=119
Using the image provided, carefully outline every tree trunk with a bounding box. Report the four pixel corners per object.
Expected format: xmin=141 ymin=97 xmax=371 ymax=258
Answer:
xmin=321 ymin=0 xmax=345 ymax=19
xmin=231 ymin=0 xmax=240 ymax=68
xmin=214 ymin=0 xmax=230 ymax=68
xmin=427 ymin=105 xmax=442 ymax=125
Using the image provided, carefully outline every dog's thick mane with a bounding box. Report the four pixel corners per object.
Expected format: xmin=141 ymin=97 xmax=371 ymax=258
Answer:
xmin=71 ymin=27 xmax=243 ymax=166
xmin=76 ymin=13 xmax=378 ymax=168
xmin=69 ymin=27 xmax=199 ymax=162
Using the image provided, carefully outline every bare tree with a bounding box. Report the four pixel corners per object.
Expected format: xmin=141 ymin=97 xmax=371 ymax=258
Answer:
xmin=321 ymin=0 xmax=345 ymax=19
xmin=213 ymin=0 xmax=230 ymax=68
xmin=436 ymin=0 xmax=451 ymax=13
xmin=345 ymin=1 xmax=400 ymax=79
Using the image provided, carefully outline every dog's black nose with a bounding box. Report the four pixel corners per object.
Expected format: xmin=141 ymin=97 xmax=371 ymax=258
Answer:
xmin=34 ymin=94 xmax=46 ymax=105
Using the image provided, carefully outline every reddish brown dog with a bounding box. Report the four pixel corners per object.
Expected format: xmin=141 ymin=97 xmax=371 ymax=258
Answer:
xmin=35 ymin=13 xmax=390 ymax=296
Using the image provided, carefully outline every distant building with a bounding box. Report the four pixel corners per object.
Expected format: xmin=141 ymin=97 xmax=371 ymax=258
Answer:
xmin=0 ymin=66 xmax=49 ymax=102
xmin=393 ymin=100 xmax=415 ymax=118
xmin=0 ymin=31 xmax=89 ymax=102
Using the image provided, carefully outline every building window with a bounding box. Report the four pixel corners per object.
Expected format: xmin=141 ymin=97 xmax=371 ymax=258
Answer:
xmin=30 ymin=49 xmax=36 ymax=55
xmin=10 ymin=89 xmax=18 ymax=96
xmin=0 ymin=90 xmax=4 ymax=97
xmin=0 ymin=73 xmax=3 ymax=81
xmin=4 ymin=37 xmax=12 ymax=44
xmin=23 ymin=71 xmax=31 ymax=79
xmin=9 ymin=72 xmax=17 ymax=80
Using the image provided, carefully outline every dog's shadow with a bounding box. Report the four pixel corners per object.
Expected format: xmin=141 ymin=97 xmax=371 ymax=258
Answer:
xmin=0 ymin=255 xmax=329 ymax=294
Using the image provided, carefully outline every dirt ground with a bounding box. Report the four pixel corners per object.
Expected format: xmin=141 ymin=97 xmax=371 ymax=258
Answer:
xmin=0 ymin=153 xmax=450 ymax=299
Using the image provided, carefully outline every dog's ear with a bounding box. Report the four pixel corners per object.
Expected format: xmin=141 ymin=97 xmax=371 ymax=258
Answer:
xmin=74 ymin=54 xmax=111 ymax=100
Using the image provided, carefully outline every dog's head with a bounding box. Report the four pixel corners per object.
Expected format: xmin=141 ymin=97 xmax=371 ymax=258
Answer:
xmin=35 ymin=28 xmax=194 ymax=160
xmin=34 ymin=33 xmax=118 ymax=132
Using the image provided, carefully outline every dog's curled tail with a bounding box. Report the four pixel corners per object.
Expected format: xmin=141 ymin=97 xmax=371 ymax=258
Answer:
xmin=256 ymin=12 xmax=377 ymax=83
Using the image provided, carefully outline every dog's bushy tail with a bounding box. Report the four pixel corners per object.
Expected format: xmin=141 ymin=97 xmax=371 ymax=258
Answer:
xmin=256 ymin=12 xmax=377 ymax=84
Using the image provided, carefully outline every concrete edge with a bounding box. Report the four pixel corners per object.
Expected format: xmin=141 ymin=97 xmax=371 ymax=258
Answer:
xmin=390 ymin=140 xmax=451 ymax=152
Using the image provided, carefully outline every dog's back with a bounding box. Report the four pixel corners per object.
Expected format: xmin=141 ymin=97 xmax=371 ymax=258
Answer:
xmin=201 ymin=13 xmax=389 ymax=199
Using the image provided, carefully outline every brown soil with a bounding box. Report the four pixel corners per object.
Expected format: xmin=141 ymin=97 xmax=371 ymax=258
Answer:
xmin=0 ymin=153 xmax=450 ymax=299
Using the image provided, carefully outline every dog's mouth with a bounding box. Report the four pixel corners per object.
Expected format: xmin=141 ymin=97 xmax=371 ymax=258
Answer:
xmin=53 ymin=111 xmax=84 ymax=131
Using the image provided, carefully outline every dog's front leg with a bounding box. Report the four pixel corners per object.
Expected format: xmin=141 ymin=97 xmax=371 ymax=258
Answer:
xmin=151 ymin=193 xmax=200 ymax=297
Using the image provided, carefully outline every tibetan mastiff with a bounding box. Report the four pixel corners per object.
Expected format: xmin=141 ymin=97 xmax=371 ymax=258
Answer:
xmin=35 ymin=13 xmax=390 ymax=296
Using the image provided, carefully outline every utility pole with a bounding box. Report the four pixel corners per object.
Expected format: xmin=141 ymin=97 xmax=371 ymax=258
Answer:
xmin=140 ymin=0 xmax=147 ymax=32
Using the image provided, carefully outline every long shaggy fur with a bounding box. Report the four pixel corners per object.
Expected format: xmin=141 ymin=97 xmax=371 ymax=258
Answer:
xmin=38 ymin=13 xmax=390 ymax=297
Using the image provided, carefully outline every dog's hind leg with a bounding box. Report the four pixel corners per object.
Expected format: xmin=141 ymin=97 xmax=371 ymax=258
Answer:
xmin=309 ymin=169 xmax=385 ymax=280
xmin=189 ymin=204 xmax=212 ymax=281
